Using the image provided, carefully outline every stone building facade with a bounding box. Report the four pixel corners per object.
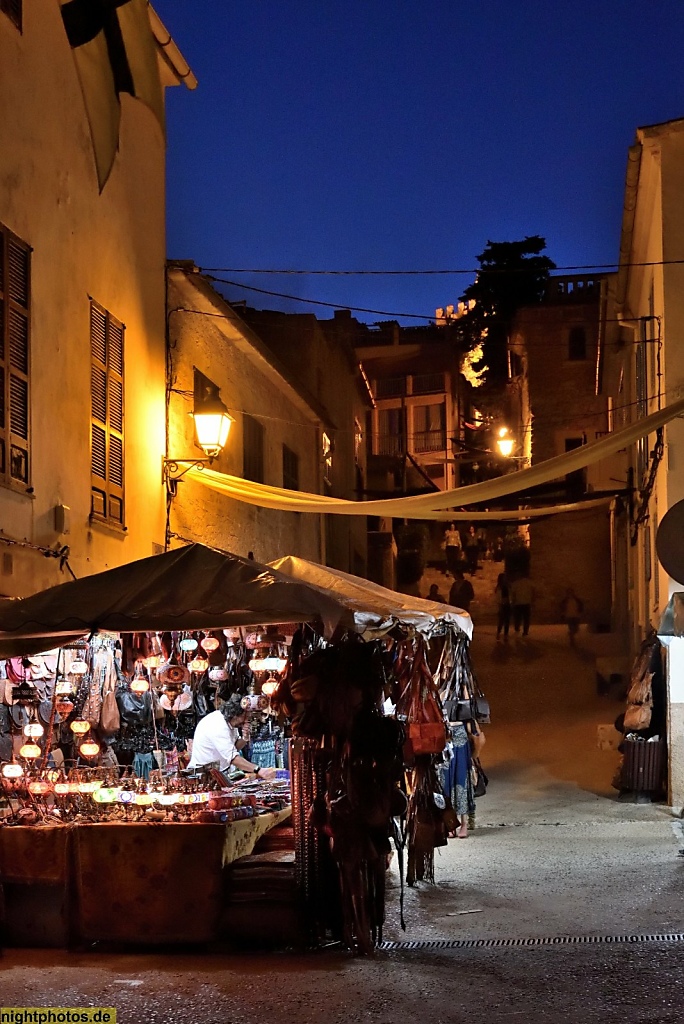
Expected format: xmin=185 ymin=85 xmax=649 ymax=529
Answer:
xmin=508 ymin=275 xmax=617 ymax=626
xmin=0 ymin=3 xmax=193 ymax=596
xmin=166 ymin=266 xmax=331 ymax=565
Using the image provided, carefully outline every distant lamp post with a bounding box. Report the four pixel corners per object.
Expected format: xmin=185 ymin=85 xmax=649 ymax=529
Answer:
xmin=496 ymin=427 xmax=515 ymax=458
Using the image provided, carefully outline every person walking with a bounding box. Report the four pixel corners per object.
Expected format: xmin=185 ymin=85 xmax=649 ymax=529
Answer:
xmin=448 ymin=569 xmax=475 ymax=612
xmin=443 ymin=522 xmax=462 ymax=576
xmin=561 ymin=587 xmax=584 ymax=646
xmin=464 ymin=525 xmax=480 ymax=576
xmin=510 ymin=575 xmax=533 ymax=637
xmin=495 ymin=571 xmax=511 ymax=640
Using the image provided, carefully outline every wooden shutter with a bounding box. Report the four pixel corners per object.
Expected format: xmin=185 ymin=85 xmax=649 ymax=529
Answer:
xmin=0 ymin=226 xmax=30 ymax=486
xmin=0 ymin=0 xmax=22 ymax=31
xmin=90 ymin=302 xmax=124 ymax=524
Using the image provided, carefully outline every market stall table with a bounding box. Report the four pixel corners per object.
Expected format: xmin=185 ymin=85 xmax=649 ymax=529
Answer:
xmin=0 ymin=808 xmax=291 ymax=947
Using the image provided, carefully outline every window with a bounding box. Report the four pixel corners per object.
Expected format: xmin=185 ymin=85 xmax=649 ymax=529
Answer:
xmin=375 ymin=408 xmax=404 ymax=456
xmin=243 ymin=414 xmax=264 ymax=483
xmin=564 ymin=436 xmax=586 ymax=495
xmin=412 ymin=402 xmax=446 ymax=452
xmin=90 ymin=302 xmax=125 ymax=525
xmin=0 ymin=0 xmax=22 ymax=30
xmin=0 ymin=224 xmax=31 ymax=488
xmin=568 ymin=327 xmax=587 ymax=361
xmin=282 ymin=444 xmax=299 ymax=491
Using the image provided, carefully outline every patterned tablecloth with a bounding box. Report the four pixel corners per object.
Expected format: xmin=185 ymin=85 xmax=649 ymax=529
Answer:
xmin=0 ymin=807 xmax=291 ymax=946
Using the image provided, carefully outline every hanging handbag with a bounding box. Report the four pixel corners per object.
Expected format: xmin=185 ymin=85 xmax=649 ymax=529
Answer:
xmin=397 ymin=638 xmax=447 ymax=758
xmin=624 ymin=701 xmax=652 ymax=732
xmin=471 ymin=757 xmax=488 ymax=798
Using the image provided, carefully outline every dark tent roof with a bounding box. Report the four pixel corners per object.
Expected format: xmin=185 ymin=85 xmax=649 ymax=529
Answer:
xmin=0 ymin=544 xmax=351 ymax=656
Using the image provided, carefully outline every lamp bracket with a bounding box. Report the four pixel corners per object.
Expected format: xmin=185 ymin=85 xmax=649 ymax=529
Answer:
xmin=163 ymin=456 xmax=214 ymax=495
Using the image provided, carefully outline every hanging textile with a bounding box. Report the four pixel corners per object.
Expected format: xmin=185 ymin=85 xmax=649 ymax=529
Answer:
xmin=186 ymin=396 xmax=684 ymax=519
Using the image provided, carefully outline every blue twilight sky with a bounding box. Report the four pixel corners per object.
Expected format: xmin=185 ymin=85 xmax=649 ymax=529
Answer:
xmin=154 ymin=1 xmax=684 ymax=325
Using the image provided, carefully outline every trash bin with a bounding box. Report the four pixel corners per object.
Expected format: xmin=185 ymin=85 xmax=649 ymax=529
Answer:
xmin=622 ymin=737 xmax=667 ymax=794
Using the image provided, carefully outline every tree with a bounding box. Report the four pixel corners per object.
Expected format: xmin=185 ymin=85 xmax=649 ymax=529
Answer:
xmin=457 ymin=235 xmax=556 ymax=386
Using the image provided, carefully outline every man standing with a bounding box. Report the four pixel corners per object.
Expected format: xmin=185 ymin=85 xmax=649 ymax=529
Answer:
xmin=448 ymin=569 xmax=475 ymax=613
xmin=510 ymin=576 xmax=533 ymax=637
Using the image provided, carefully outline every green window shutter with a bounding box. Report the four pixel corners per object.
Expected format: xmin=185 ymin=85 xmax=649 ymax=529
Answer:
xmin=90 ymin=301 xmax=124 ymax=524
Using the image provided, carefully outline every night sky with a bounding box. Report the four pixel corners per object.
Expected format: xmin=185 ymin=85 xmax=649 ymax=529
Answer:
xmin=154 ymin=1 xmax=684 ymax=325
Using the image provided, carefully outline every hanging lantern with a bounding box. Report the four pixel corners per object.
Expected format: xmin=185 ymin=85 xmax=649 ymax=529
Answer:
xmin=55 ymin=698 xmax=74 ymax=716
xmin=19 ymin=742 xmax=41 ymax=759
xmin=143 ymin=654 xmax=161 ymax=670
xmin=70 ymin=658 xmax=89 ymax=675
xmin=70 ymin=719 xmax=90 ymax=735
xmin=23 ymin=722 xmax=44 ymax=738
xmin=55 ymin=678 xmax=74 ymax=696
xmin=188 ymin=656 xmax=209 ymax=673
xmin=131 ymin=665 xmax=150 ymax=694
xmin=201 ymin=635 xmax=220 ymax=653
xmin=1 ymin=762 xmax=23 ymax=778
xmin=54 ymin=782 xmax=70 ymax=795
xmin=179 ymin=637 xmax=198 ymax=652
xmin=79 ymin=739 xmax=100 ymax=758
xmin=261 ymin=676 xmax=279 ymax=698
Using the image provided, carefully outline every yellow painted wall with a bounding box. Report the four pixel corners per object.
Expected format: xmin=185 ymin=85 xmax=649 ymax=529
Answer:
xmin=0 ymin=5 xmax=174 ymax=594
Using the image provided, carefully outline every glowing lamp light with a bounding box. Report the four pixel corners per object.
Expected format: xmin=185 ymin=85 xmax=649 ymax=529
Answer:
xmin=261 ymin=677 xmax=279 ymax=698
xmin=70 ymin=659 xmax=89 ymax=675
xmin=70 ymin=719 xmax=90 ymax=735
xmin=28 ymin=780 xmax=52 ymax=796
xmin=201 ymin=635 xmax=219 ymax=653
xmin=143 ymin=654 xmax=161 ymax=670
xmin=130 ymin=676 xmax=150 ymax=694
xmin=79 ymin=740 xmax=100 ymax=758
xmin=19 ymin=742 xmax=41 ymax=759
xmin=249 ymin=655 xmax=288 ymax=674
xmin=188 ymin=657 xmax=209 ymax=673
xmin=55 ymin=679 xmax=74 ymax=696
xmin=118 ymin=791 xmax=135 ymax=804
xmin=54 ymin=782 xmax=70 ymax=795
xmin=92 ymin=787 xmax=119 ymax=804
xmin=179 ymin=637 xmax=198 ymax=652
xmin=23 ymin=722 xmax=44 ymax=738
xmin=496 ymin=427 xmax=515 ymax=458
xmin=156 ymin=792 xmax=177 ymax=806
xmin=193 ymin=402 xmax=234 ymax=459
xmin=2 ymin=763 xmax=24 ymax=778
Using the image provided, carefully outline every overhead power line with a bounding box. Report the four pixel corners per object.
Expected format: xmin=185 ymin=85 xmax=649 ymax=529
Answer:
xmin=201 ymin=258 xmax=684 ymax=276
xmin=205 ymin=274 xmax=664 ymax=325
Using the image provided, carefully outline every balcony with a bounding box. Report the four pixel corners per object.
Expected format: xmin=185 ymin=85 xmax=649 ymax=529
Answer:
xmin=412 ymin=429 xmax=447 ymax=453
xmin=411 ymin=372 xmax=445 ymax=395
xmin=373 ymin=434 xmax=405 ymax=457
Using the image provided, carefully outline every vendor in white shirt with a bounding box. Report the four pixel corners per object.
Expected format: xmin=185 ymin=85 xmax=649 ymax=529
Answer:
xmin=188 ymin=694 xmax=276 ymax=778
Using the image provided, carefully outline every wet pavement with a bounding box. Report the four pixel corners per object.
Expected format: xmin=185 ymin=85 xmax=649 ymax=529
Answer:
xmin=2 ymin=622 xmax=682 ymax=1021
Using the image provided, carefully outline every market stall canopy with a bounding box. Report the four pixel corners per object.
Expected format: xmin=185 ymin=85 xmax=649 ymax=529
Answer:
xmin=269 ymin=555 xmax=472 ymax=640
xmin=0 ymin=544 xmax=357 ymax=657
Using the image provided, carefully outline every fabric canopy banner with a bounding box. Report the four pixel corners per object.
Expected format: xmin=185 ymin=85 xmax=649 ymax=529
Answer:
xmin=188 ymin=395 xmax=684 ymax=519
xmin=60 ymin=0 xmax=164 ymax=190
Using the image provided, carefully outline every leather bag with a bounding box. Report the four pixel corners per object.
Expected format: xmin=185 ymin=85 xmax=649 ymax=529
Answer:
xmin=624 ymin=701 xmax=652 ymax=732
